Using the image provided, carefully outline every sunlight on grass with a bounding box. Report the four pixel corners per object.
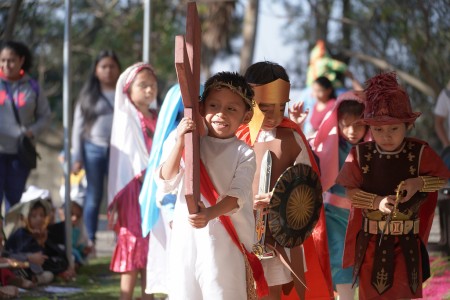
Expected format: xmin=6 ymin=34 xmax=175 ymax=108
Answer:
xmin=19 ymin=257 xmax=121 ymax=299
xmin=17 ymin=257 xmax=167 ymax=299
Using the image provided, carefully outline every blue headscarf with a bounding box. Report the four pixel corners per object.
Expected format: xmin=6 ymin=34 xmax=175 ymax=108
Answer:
xmin=139 ymin=84 xmax=203 ymax=235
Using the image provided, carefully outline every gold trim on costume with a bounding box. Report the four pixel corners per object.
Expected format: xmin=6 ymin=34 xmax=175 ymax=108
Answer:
xmin=419 ymin=176 xmax=446 ymax=192
xmin=248 ymin=106 xmax=265 ymax=145
xmin=352 ymin=190 xmax=377 ymax=209
xmin=253 ymin=79 xmax=290 ymax=104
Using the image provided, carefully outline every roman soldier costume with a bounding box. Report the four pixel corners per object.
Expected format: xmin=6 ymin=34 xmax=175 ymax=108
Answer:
xmin=336 ymin=72 xmax=450 ymax=299
xmin=237 ymin=78 xmax=333 ymax=300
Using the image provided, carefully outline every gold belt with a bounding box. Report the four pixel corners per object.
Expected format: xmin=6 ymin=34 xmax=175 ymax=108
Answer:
xmin=363 ymin=218 xmax=420 ymax=235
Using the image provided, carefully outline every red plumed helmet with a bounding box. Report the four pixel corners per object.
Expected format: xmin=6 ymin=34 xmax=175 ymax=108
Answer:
xmin=360 ymin=72 xmax=421 ymax=126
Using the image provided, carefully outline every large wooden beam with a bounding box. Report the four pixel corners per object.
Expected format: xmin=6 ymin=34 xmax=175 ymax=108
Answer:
xmin=175 ymin=2 xmax=204 ymax=214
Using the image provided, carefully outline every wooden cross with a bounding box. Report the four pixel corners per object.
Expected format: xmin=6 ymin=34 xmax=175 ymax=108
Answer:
xmin=175 ymin=2 xmax=205 ymax=214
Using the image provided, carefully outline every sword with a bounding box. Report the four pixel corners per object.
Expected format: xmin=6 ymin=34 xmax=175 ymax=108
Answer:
xmin=378 ymin=181 xmax=404 ymax=246
xmin=252 ymin=150 xmax=275 ymax=259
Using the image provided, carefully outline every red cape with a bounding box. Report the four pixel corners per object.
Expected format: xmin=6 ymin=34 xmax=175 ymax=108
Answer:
xmin=237 ymin=118 xmax=334 ymax=299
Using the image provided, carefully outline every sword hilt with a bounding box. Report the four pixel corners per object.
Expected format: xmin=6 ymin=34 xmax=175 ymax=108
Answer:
xmin=378 ymin=181 xmax=405 ymax=246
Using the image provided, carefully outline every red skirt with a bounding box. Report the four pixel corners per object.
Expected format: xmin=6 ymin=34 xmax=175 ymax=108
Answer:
xmin=110 ymin=226 xmax=149 ymax=273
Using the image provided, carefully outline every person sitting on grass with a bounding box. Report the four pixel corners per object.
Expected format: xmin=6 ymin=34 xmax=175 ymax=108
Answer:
xmin=54 ymin=198 xmax=93 ymax=268
xmin=0 ymin=220 xmax=34 ymax=297
xmin=4 ymin=199 xmax=73 ymax=285
xmin=56 ymin=169 xmax=93 ymax=267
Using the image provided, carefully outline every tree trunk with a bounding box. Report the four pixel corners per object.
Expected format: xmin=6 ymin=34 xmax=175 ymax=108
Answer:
xmin=201 ymin=2 xmax=235 ymax=78
xmin=3 ymin=0 xmax=23 ymax=40
xmin=239 ymin=0 xmax=259 ymax=74
xmin=340 ymin=0 xmax=351 ymax=64
xmin=310 ymin=0 xmax=331 ymax=41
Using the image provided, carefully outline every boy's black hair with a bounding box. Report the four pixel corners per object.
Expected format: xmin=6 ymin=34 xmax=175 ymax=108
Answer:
xmin=337 ymin=100 xmax=365 ymax=120
xmin=313 ymin=76 xmax=337 ymax=99
xmin=244 ymin=61 xmax=289 ymax=85
xmin=200 ymin=71 xmax=254 ymax=110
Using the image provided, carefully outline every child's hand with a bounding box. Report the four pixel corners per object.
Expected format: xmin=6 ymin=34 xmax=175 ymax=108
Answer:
xmin=177 ymin=117 xmax=196 ymax=146
xmin=398 ymin=177 xmax=423 ymax=202
xmin=288 ymin=101 xmax=309 ymax=127
xmin=254 ymin=192 xmax=272 ymax=210
xmin=27 ymin=252 xmax=48 ymax=266
xmin=377 ymin=195 xmax=397 ymax=214
xmin=188 ymin=201 xmax=211 ymax=229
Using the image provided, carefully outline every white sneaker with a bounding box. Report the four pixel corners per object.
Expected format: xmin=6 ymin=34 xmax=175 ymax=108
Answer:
xmin=36 ymin=271 xmax=54 ymax=285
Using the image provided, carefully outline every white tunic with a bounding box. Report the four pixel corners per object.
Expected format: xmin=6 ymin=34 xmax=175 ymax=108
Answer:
xmin=156 ymin=135 xmax=256 ymax=300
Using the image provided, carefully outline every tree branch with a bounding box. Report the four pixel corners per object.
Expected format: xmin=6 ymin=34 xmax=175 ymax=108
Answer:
xmin=344 ymin=50 xmax=436 ymax=97
xmin=3 ymin=0 xmax=23 ymax=40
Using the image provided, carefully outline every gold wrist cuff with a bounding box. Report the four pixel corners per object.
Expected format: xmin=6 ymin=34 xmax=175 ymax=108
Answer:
xmin=352 ymin=190 xmax=377 ymax=209
xmin=419 ymin=176 xmax=446 ymax=192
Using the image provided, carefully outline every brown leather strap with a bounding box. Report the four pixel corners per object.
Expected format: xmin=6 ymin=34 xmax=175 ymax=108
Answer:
xmin=399 ymin=234 xmax=420 ymax=294
xmin=353 ymin=230 xmax=371 ymax=287
xmin=371 ymin=235 xmax=394 ymax=295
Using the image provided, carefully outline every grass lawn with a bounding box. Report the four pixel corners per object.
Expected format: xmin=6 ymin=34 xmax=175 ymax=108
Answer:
xmin=19 ymin=257 xmax=124 ymax=299
xmin=14 ymin=253 xmax=449 ymax=299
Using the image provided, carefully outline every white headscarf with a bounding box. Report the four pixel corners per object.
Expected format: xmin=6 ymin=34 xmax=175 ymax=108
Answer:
xmin=107 ymin=62 xmax=156 ymax=207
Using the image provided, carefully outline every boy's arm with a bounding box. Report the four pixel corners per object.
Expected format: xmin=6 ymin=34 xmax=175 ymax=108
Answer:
xmin=208 ymin=196 xmax=239 ymax=219
xmin=347 ymin=188 xmax=396 ymax=214
xmin=160 ymin=117 xmax=195 ymax=180
xmin=188 ymin=196 xmax=239 ymax=229
xmin=160 ymin=139 xmax=183 ymax=180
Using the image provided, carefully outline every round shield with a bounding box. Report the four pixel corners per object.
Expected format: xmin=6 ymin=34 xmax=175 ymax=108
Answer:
xmin=268 ymin=163 xmax=323 ymax=248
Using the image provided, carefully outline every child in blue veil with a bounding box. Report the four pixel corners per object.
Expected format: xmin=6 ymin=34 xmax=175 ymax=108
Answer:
xmin=139 ymin=84 xmax=184 ymax=235
xmin=139 ymin=84 xmax=202 ymax=295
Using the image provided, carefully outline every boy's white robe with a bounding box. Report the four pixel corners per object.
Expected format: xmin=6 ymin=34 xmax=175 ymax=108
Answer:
xmin=156 ymin=135 xmax=256 ymax=300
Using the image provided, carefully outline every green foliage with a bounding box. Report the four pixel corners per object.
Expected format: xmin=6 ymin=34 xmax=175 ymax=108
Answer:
xmin=279 ymin=0 xmax=449 ymax=149
xmin=1 ymin=1 xmax=246 ymax=123
xmin=1 ymin=0 xmax=186 ymax=122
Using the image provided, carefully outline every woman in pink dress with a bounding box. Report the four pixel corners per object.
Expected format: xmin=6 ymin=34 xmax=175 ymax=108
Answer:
xmin=309 ymin=76 xmax=336 ymax=134
xmin=107 ymin=62 xmax=158 ymax=300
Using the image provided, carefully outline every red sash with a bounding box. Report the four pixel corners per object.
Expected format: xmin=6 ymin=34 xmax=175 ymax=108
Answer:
xmin=199 ymin=160 xmax=269 ymax=298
